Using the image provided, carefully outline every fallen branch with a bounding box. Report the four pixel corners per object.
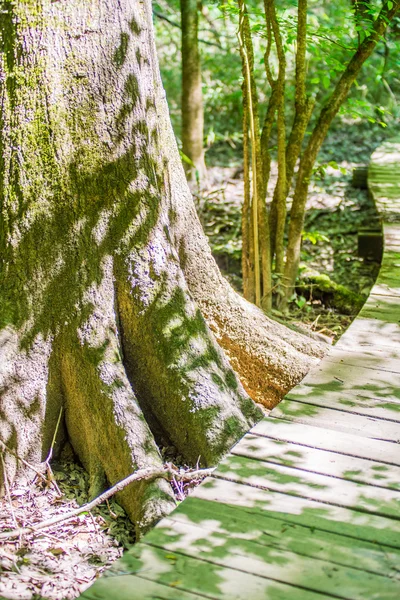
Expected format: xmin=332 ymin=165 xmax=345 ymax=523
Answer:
xmin=0 ymin=465 xmax=214 ymax=541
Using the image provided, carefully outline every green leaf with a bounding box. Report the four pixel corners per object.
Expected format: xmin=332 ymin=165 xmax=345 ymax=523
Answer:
xmin=302 ymin=231 xmax=330 ymax=245
xmin=388 ymin=1 xmax=393 ymax=10
xmin=295 ymin=295 xmax=307 ymax=309
xmin=322 ymin=75 xmax=330 ymax=89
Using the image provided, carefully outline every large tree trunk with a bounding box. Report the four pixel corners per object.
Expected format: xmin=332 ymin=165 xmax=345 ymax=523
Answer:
xmin=0 ymin=0 xmax=325 ymax=534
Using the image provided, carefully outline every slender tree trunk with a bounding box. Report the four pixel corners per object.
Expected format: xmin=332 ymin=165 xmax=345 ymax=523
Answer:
xmin=264 ymin=0 xmax=287 ymax=282
xmin=267 ymin=0 xmax=312 ymax=275
xmin=181 ymin=0 xmax=207 ymax=182
xmin=285 ymin=0 xmax=314 ymax=191
xmin=0 ymin=0 xmax=325 ymax=535
xmin=238 ymin=0 xmax=271 ymax=309
xmin=280 ymin=0 xmax=400 ymax=308
xmin=241 ymin=89 xmax=255 ymax=301
xmin=260 ymin=89 xmax=276 ymax=196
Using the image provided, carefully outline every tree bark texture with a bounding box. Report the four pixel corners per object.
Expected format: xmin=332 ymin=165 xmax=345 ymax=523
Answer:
xmin=0 ymin=0 xmax=324 ymax=533
xmin=181 ymin=0 xmax=206 ymax=182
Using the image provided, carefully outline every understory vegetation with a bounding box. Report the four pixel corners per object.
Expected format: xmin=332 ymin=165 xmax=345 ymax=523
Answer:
xmin=196 ymin=127 xmax=382 ymax=341
xmin=155 ymin=0 xmax=398 ymax=335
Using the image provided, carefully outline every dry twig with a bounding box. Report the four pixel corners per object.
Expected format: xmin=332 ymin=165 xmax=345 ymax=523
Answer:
xmin=0 ymin=465 xmax=214 ymax=541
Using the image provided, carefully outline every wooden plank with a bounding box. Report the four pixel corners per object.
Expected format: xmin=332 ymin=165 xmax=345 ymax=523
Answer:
xmin=252 ymin=417 xmax=400 ymax=465
xmin=336 ymin=318 xmax=400 ymax=349
xmin=80 ymin=573 xmax=206 ymax=600
xmin=371 ymin=282 xmax=400 ymax=297
xmin=367 ymin=249 xmax=400 ymax=294
xmin=382 ymin=224 xmax=400 ymax=241
xmin=192 ymin=476 xmax=400 ymax=548
xmin=88 ymin=542 xmax=331 ymax=600
xmin=360 ymin=295 xmax=400 ymax=323
xmin=382 ymin=248 xmax=400 ymax=260
xmin=326 ymin=346 xmax=400 ymax=374
xmin=140 ymin=516 xmax=400 ymax=600
xmin=362 ymin=292 xmax=400 ymax=310
xmin=164 ymin=496 xmax=400 ymax=578
xmin=335 ymin=329 xmax=400 ymax=352
xmin=285 ymin=383 xmax=400 ymax=423
xmin=300 ymin=360 xmax=400 ymax=403
xmin=271 ymin=398 xmax=400 ymax=442
xmin=232 ymin=433 xmax=400 ymax=491
xmin=374 ymin=263 xmax=400 ymax=290
xmin=213 ymin=453 xmax=400 ymax=519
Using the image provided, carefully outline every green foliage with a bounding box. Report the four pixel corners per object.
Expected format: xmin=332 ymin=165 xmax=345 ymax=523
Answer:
xmin=153 ymin=0 xmax=399 ymax=312
xmin=301 ymin=231 xmax=329 ymax=245
xmin=154 ymin=0 xmax=400 ymax=148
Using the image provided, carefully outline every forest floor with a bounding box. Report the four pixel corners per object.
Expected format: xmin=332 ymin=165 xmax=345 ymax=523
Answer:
xmin=0 ymin=453 xmax=205 ymax=599
xmin=0 ymin=128 xmax=383 ymax=600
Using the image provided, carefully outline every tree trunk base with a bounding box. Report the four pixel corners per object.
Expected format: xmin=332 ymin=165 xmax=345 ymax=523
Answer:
xmin=0 ymin=0 xmax=326 ymax=533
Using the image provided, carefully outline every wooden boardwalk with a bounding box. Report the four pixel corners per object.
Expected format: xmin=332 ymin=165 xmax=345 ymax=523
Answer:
xmin=81 ymin=139 xmax=400 ymax=599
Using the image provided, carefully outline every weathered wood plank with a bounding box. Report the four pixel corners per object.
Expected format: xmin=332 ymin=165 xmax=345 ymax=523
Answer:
xmin=360 ymin=295 xmax=400 ymax=323
xmin=271 ymin=398 xmax=400 ymax=442
xmin=371 ymin=282 xmax=400 ymax=297
xmin=140 ymin=516 xmax=400 ymax=600
xmin=164 ymin=496 xmax=400 ymax=578
xmin=374 ymin=272 xmax=400 ymax=293
xmin=336 ymin=318 xmax=400 ymax=349
xmin=252 ymin=417 xmax=400 ymax=465
xmin=371 ymin=255 xmax=400 ymax=293
xmin=381 ymin=248 xmax=400 ymax=263
xmin=232 ymin=433 xmax=400 ymax=490
xmin=88 ymin=543 xmax=331 ymax=600
xmin=373 ymin=249 xmax=400 ymax=296
xmin=213 ymin=453 xmax=400 ymax=519
xmin=285 ymin=382 xmax=400 ymax=423
xmin=381 ymin=224 xmax=400 ymax=241
xmin=192 ymin=477 xmax=400 ymax=548
xmin=335 ymin=328 xmax=400 ymax=351
xmin=300 ymin=360 xmax=400 ymax=403
xmin=80 ymin=574 xmax=206 ymax=600
xmin=82 ymin=139 xmax=400 ymax=600
xmin=326 ymin=346 xmax=400 ymax=374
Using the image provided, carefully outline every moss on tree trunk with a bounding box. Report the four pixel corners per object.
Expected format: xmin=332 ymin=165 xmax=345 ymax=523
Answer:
xmin=0 ymin=0 xmax=325 ymax=534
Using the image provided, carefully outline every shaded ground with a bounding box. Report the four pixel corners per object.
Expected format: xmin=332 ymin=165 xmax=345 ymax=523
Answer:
xmin=0 ymin=462 xmax=133 ymax=600
xmin=0 ymin=451 xmax=205 ymax=599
